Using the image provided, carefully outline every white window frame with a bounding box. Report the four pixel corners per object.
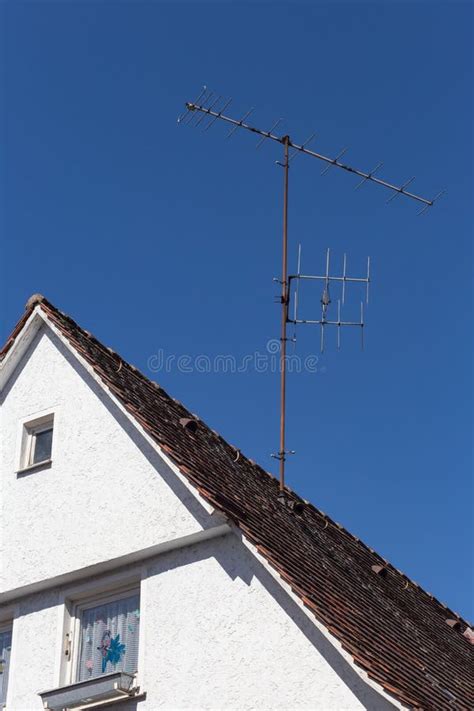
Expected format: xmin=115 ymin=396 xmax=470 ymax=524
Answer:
xmin=17 ymin=411 xmax=55 ymax=473
xmin=24 ymin=422 xmax=53 ymax=467
xmin=66 ymin=585 xmax=140 ymax=685
xmin=0 ymin=620 xmax=13 ymax=709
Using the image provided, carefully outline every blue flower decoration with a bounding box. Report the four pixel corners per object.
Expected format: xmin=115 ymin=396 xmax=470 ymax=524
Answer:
xmin=98 ymin=631 xmax=126 ymax=673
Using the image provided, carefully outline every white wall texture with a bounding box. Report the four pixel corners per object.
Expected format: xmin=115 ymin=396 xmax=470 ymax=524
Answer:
xmin=0 ymin=319 xmax=398 ymax=710
xmin=1 ymin=535 xmax=397 ymax=711
xmin=0 ymin=324 xmax=214 ymax=592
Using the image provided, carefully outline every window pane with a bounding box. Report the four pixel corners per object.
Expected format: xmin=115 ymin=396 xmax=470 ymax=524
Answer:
xmin=0 ymin=628 xmax=12 ymax=705
xmin=33 ymin=428 xmax=53 ymax=464
xmin=77 ymin=594 xmax=140 ymax=682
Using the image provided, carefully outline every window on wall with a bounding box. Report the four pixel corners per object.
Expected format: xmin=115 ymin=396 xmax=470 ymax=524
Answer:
xmin=74 ymin=590 xmax=140 ymax=682
xmin=20 ymin=414 xmax=54 ymax=470
xmin=0 ymin=624 xmax=12 ymax=707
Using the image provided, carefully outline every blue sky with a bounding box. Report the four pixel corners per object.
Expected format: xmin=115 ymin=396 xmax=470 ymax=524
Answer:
xmin=1 ymin=1 xmax=472 ymax=618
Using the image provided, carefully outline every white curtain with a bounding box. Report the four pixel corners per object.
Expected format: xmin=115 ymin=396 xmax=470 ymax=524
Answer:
xmin=0 ymin=628 xmax=12 ymax=705
xmin=77 ymin=593 xmax=140 ymax=682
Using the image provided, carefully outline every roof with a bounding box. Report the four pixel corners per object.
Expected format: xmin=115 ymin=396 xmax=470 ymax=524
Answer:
xmin=2 ymin=294 xmax=473 ymax=710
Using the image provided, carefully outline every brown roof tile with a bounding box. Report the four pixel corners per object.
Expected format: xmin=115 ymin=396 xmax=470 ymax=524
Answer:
xmin=2 ymin=296 xmax=473 ymax=710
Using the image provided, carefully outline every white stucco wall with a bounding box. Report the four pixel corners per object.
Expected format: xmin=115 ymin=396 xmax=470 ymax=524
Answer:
xmin=1 ymin=533 xmax=397 ymax=711
xmin=0 ymin=324 xmax=214 ymax=592
xmin=4 ymin=589 xmax=60 ymax=710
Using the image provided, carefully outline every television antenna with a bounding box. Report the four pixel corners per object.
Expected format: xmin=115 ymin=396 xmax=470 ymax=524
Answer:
xmin=178 ymin=86 xmax=444 ymax=500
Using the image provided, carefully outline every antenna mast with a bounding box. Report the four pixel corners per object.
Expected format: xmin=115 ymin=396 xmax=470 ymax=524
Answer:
xmin=278 ymin=136 xmax=290 ymax=495
xmin=179 ymin=87 xmax=443 ymax=497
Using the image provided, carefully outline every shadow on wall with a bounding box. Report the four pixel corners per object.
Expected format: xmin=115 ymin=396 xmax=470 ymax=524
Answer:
xmin=92 ymin=698 xmax=145 ymax=711
xmin=147 ymin=535 xmax=399 ymax=711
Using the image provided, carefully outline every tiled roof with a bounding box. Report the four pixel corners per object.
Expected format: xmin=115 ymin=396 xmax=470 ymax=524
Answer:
xmin=2 ymin=295 xmax=473 ymax=710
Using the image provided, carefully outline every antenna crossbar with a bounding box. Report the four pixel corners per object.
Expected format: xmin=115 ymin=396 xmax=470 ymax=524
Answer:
xmin=184 ymin=101 xmax=434 ymax=207
xmin=289 ymin=318 xmax=363 ymax=326
xmin=290 ymin=274 xmax=368 ymax=283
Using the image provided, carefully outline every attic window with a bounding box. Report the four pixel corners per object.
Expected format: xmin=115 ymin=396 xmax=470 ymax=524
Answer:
xmin=20 ymin=414 xmax=54 ymax=471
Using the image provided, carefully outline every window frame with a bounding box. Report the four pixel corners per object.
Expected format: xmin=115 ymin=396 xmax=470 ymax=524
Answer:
xmin=0 ymin=620 xmax=13 ymax=709
xmin=69 ymin=585 xmax=141 ymax=685
xmin=17 ymin=411 xmax=55 ymax=473
xmin=25 ymin=422 xmax=54 ymax=467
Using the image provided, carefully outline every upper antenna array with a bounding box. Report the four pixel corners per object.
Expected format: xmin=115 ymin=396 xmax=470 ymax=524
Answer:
xmin=178 ymin=86 xmax=444 ymax=212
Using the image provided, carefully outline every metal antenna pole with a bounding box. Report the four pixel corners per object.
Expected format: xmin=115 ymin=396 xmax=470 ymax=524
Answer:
xmin=279 ymin=136 xmax=290 ymax=493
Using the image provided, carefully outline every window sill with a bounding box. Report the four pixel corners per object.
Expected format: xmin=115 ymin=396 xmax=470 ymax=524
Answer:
xmin=39 ymin=672 xmax=139 ymax=711
xmin=16 ymin=459 xmax=52 ymax=476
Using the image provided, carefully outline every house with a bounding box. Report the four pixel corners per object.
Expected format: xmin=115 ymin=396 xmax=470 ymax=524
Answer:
xmin=0 ymin=294 xmax=472 ymax=710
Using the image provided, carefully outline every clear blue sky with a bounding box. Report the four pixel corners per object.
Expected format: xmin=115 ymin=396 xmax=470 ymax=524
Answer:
xmin=1 ymin=2 xmax=472 ymax=618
